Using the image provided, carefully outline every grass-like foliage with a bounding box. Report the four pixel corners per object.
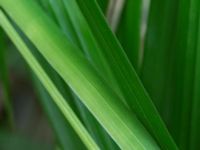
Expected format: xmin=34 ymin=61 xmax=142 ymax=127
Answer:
xmin=0 ymin=0 xmax=199 ymax=150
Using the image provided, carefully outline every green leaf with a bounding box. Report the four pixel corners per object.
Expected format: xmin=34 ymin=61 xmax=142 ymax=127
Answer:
xmin=32 ymin=76 xmax=86 ymax=150
xmin=61 ymin=0 xmax=123 ymax=99
xmin=0 ymin=0 xmax=159 ymax=149
xmin=13 ymin=17 xmax=87 ymax=149
xmin=190 ymin=13 xmax=200 ymax=150
xmin=74 ymin=96 xmax=119 ymax=150
xmin=44 ymin=1 xmax=119 ymax=148
xmin=0 ymin=10 xmax=99 ymax=150
xmin=172 ymin=0 xmax=200 ymax=149
xmin=48 ymin=0 xmax=82 ymax=48
xmin=140 ymin=0 xmax=179 ymax=131
xmin=74 ymin=0 xmax=177 ymax=149
xmin=116 ymin=0 xmax=142 ymax=70
xmin=96 ymin=0 xmax=108 ymax=12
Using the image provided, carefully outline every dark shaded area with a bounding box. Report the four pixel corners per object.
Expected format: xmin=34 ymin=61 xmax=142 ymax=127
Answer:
xmin=0 ymin=38 xmax=54 ymax=149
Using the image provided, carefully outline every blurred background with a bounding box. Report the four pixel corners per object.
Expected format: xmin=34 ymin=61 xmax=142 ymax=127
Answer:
xmin=0 ymin=37 xmax=54 ymax=149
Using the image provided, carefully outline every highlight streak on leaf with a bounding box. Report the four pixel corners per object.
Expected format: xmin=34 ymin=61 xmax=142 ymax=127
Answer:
xmin=0 ymin=10 xmax=99 ymax=150
xmin=106 ymin=0 xmax=125 ymax=31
